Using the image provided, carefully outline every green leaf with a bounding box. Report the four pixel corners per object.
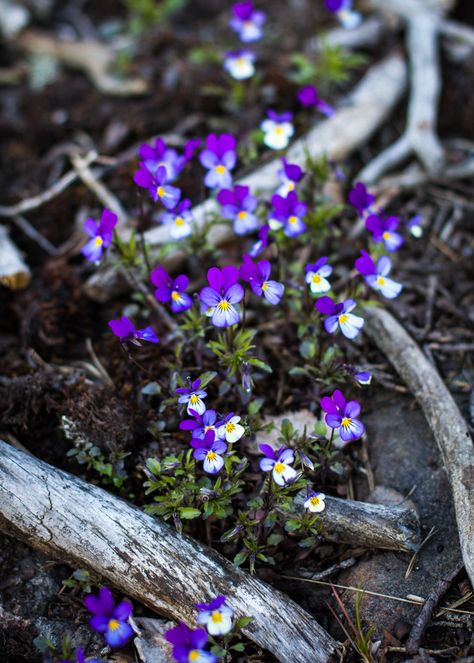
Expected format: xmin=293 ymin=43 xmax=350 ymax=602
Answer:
xmin=230 ymin=643 xmax=245 ymax=652
xmin=146 ymin=458 xmax=161 ymax=476
xmin=198 ymin=371 xmax=217 ymax=388
xmin=233 ymin=551 xmax=248 ymax=566
xmin=248 ymin=357 xmax=272 ymax=373
xmin=299 ymin=340 xmax=316 ymax=360
xmin=141 ymin=381 xmax=161 ymax=395
xmin=178 ymin=507 xmax=201 ymax=520
xmin=235 ymin=616 xmax=254 ymax=630
xmin=284 ymin=519 xmax=301 ymax=532
xmin=289 ymin=367 xmax=308 ymax=377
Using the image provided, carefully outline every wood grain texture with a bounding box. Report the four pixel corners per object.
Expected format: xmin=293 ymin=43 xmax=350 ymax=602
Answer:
xmin=0 ymin=441 xmax=337 ymax=663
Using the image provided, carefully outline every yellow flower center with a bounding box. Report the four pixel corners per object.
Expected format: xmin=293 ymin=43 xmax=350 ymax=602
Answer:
xmin=382 ymin=231 xmax=390 ymax=240
xmin=189 ymin=651 xmax=200 ymax=662
xmin=175 ymin=217 xmax=185 ymax=226
xmin=341 ymin=417 xmax=351 ymax=428
xmin=288 ymin=215 xmax=298 ymax=225
xmin=311 ymin=274 xmax=321 ymax=284
xmin=204 ymin=425 xmax=214 ymax=433
xmin=157 ymin=186 xmax=166 ymax=198
xmin=108 ymin=619 xmax=120 ymax=631
xmin=288 ymin=182 xmax=295 ymax=191
xmin=310 ymin=496 xmax=320 ymax=508
xmin=218 ymin=300 xmax=231 ymax=311
xmin=206 ymin=451 xmax=217 ymax=462
xmin=262 ymin=282 xmax=269 ymax=291
xmin=190 ymin=394 xmax=199 ymax=404
xmin=339 ymin=314 xmax=348 ymax=324
xmin=236 ymin=57 xmax=246 ymax=66
xmin=94 ymin=236 xmax=104 ymax=246
xmin=237 ymin=211 xmax=247 ymax=219
xmin=275 ymin=126 xmax=283 ymax=135
xmin=274 ymin=461 xmax=285 ymax=474
xmin=226 ymin=422 xmax=236 ymax=433
xmin=171 ymin=291 xmax=181 ymax=301
xmin=215 ymin=165 xmax=226 ymax=174
xmin=211 ymin=611 xmax=223 ymax=623
xmin=376 ymin=276 xmax=385 ymax=285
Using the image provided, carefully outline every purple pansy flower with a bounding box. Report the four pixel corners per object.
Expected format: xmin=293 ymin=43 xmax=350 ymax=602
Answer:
xmin=108 ymin=316 xmax=159 ymax=345
xmin=165 ymin=622 xmax=217 ymax=663
xmin=276 ymin=158 xmax=304 ymax=197
xmin=224 ymin=49 xmax=256 ymax=80
xmin=217 ymin=412 xmax=245 ymax=443
xmin=134 ymin=164 xmax=181 ymax=210
xmin=183 ymin=138 xmax=201 ymax=162
xmin=249 ymin=223 xmax=270 ymax=257
xmin=259 ymin=444 xmax=297 ymax=486
xmin=199 ymin=134 xmax=237 ymax=189
xmin=239 ymin=254 xmax=284 ymax=305
xmin=325 ymin=0 xmax=362 ymax=29
xmin=179 ymin=408 xmax=224 ymax=440
xmin=217 ymin=185 xmax=259 ymax=235
xmin=160 ymin=199 xmax=193 ymax=240
xmin=261 ymin=110 xmax=294 ymax=150
xmin=195 ymin=595 xmax=235 ymax=636
xmin=137 ymin=138 xmax=186 ymax=183
xmin=176 ymin=379 xmax=207 ymax=415
xmin=365 ymin=214 xmax=404 ymax=252
xmin=305 ymin=257 xmax=333 ymax=294
xmin=83 ymin=587 xmax=133 ymax=649
xmin=320 ymin=389 xmax=365 ymax=441
xmin=200 ymin=266 xmax=244 ymax=327
xmin=406 ymin=214 xmax=423 ymax=238
xmin=355 ymin=250 xmax=403 ymax=299
xmin=230 ymin=1 xmax=266 ymax=42
xmin=270 ymin=191 xmax=307 ymax=237
xmin=82 ymin=208 xmax=117 ymax=263
xmin=297 ymin=85 xmax=335 ymax=117
xmin=354 ymin=370 xmax=372 ymax=385
xmin=315 ymin=296 xmax=364 ymax=339
xmin=348 ymin=181 xmax=375 ymax=216
xmin=191 ymin=429 xmax=227 ymax=474
xmin=151 ymin=265 xmax=193 ymax=313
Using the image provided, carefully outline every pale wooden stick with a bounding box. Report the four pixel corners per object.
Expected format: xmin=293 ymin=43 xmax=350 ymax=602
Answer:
xmin=0 ymin=224 xmax=31 ymax=290
xmin=0 ymin=440 xmax=337 ymax=663
xmin=363 ymin=307 xmax=474 ymax=586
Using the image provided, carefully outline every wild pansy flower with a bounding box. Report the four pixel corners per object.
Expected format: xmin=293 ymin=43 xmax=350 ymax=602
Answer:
xmin=200 ymin=266 xmax=244 ymax=327
xmin=315 ymin=296 xmax=364 ymax=339
xmin=84 ymin=586 xmax=133 ymax=649
xmin=365 ymin=213 xmax=403 ymax=252
xmin=137 ymin=138 xmax=186 ymax=183
xmin=271 ymin=192 xmax=307 ymax=237
xmin=348 ymin=181 xmax=374 ymax=216
xmin=320 ymin=389 xmax=365 ymax=442
xmin=297 ymin=85 xmax=335 ymax=117
xmin=325 ymin=0 xmax=362 ymax=29
xmin=180 ymin=409 xmax=224 ymax=440
xmin=261 ymin=110 xmax=294 ymax=151
xmin=191 ymin=429 xmax=227 ymax=474
xmin=58 ymin=648 xmax=101 ymax=663
xmin=161 ymin=199 xmax=193 ymax=240
xmin=239 ymin=254 xmax=284 ymax=305
xmin=355 ymin=250 xmax=403 ymax=299
xmin=259 ymin=444 xmax=297 ymax=486
xmin=304 ymin=491 xmax=326 ymax=513
xmin=276 ymin=158 xmax=304 ymax=197
xmin=176 ymin=379 xmax=207 ymax=415
xmin=134 ymin=164 xmax=181 ymax=210
xmin=108 ymin=316 xmax=159 ymax=345
xmin=82 ymin=209 xmax=117 ymax=263
xmin=217 ymin=412 xmax=245 ymax=443
xmin=150 ymin=265 xmax=193 ymax=313
xmin=199 ymin=134 xmax=237 ymax=189
xmin=165 ymin=622 xmax=217 ymax=663
xmin=305 ymin=257 xmax=333 ymax=294
xmin=195 ymin=596 xmax=235 ymax=636
xmin=407 ymin=214 xmax=423 ymax=238
xmin=217 ymin=185 xmax=259 ymax=235
xmin=249 ymin=223 xmax=270 ymax=257
xmin=230 ymin=1 xmax=266 ymax=42
xmin=224 ymin=49 xmax=256 ymax=80
xmin=354 ymin=370 xmax=372 ymax=385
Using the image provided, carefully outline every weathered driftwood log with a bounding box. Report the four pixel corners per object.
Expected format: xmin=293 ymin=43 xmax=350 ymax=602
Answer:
xmin=0 ymin=441 xmax=337 ymax=663
xmin=0 ymin=224 xmax=31 ymax=289
xmin=296 ymin=494 xmax=420 ymax=553
xmin=363 ymin=307 xmax=474 ymax=586
xmin=84 ymin=52 xmax=407 ymax=301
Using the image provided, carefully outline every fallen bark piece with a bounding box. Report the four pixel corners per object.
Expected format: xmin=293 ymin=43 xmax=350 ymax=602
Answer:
xmin=0 ymin=441 xmax=337 ymax=663
xmin=295 ymin=493 xmax=421 ymax=553
xmin=363 ymin=306 xmax=474 ymax=586
xmin=84 ymin=52 xmax=407 ymax=301
xmin=0 ymin=224 xmax=31 ymax=289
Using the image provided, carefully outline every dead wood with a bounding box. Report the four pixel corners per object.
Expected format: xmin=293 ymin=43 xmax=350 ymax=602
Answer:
xmin=0 ymin=224 xmax=31 ymax=290
xmin=84 ymin=52 xmax=408 ymax=301
xmin=0 ymin=440 xmax=337 ymax=663
xmin=363 ymin=306 xmax=474 ymax=587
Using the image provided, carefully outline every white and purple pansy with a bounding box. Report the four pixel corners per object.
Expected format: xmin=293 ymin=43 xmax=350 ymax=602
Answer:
xmin=224 ymin=49 xmax=256 ymax=80
xmin=355 ymin=250 xmax=403 ymax=299
xmin=276 ymin=158 xmax=304 ymax=197
xmin=270 ymin=191 xmax=307 ymax=237
xmin=239 ymin=254 xmax=284 ymax=305
xmin=217 ymin=412 xmax=245 ymax=443
xmin=165 ymin=622 xmax=217 ymax=663
xmin=230 ymin=1 xmax=266 ymax=42
xmin=176 ymin=379 xmax=208 ymax=415
xmin=180 ymin=409 xmax=224 ymax=441
xmin=195 ymin=595 xmax=235 ymax=636
xmin=365 ymin=213 xmax=404 ymax=252
xmin=259 ymin=444 xmax=297 ymax=486
xmin=134 ymin=164 xmax=181 ymax=210
xmin=320 ymin=389 xmax=365 ymax=442
xmin=348 ymin=181 xmax=375 ymax=217
xmin=81 ymin=208 xmax=118 ymax=263
xmin=249 ymin=224 xmax=270 ymax=258
xmin=199 ymin=266 xmax=244 ymax=327
xmin=199 ymin=134 xmax=237 ymax=189
xmin=191 ymin=429 xmax=227 ymax=474
xmin=315 ymin=296 xmax=364 ymax=340
xmin=150 ymin=265 xmax=193 ymax=313
xmin=304 ymin=491 xmax=326 ymax=513
xmin=160 ymin=198 xmax=193 ymax=240
xmin=261 ymin=110 xmax=294 ymax=151
xmin=305 ymin=257 xmax=333 ymax=294
xmin=217 ymin=185 xmax=259 ymax=235
xmin=137 ymin=137 xmax=186 ymax=183
xmin=325 ymin=0 xmax=362 ymax=29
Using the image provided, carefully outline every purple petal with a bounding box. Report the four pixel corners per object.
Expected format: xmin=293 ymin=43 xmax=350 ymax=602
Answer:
xmin=315 ymin=296 xmax=336 ymax=315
